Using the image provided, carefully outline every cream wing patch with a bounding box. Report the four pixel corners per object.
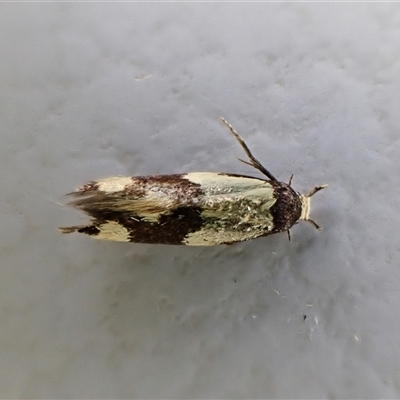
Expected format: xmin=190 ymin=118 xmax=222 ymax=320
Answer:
xmin=96 ymin=177 xmax=134 ymax=193
xmin=94 ymin=221 xmax=130 ymax=242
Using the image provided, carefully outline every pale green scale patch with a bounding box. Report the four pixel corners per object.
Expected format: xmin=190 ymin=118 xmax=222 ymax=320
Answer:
xmin=184 ymin=172 xmax=274 ymax=196
xmin=183 ymin=173 xmax=277 ymax=245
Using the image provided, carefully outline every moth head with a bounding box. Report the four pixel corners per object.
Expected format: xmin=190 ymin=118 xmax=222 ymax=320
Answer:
xmin=299 ymin=184 xmax=328 ymax=230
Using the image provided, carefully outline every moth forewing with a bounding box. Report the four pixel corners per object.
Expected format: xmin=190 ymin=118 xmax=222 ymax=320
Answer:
xmin=59 ymin=118 xmax=327 ymax=245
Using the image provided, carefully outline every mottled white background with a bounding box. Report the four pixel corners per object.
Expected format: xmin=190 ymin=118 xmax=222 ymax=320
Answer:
xmin=2 ymin=3 xmax=400 ymax=398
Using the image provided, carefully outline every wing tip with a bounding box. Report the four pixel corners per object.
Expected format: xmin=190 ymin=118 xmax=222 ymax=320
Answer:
xmin=59 ymin=226 xmax=81 ymax=234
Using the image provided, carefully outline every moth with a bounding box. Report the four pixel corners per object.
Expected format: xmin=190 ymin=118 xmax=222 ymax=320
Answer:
xmin=59 ymin=118 xmax=327 ymax=245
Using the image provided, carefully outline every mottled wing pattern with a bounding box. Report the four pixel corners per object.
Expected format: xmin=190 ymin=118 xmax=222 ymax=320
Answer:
xmin=60 ymin=173 xmax=295 ymax=245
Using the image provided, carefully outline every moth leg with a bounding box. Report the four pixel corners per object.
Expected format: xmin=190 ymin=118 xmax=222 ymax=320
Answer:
xmin=288 ymin=174 xmax=294 ymax=186
xmin=220 ymin=117 xmax=278 ymax=182
xmin=287 ymin=230 xmax=291 ymax=241
xmin=306 ymin=219 xmax=323 ymax=231
xmin=305 ymin=184 xmax=328 ymax=198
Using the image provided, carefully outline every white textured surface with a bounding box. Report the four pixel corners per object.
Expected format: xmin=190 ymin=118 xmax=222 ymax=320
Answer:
xmin=2 ymin=3 xmax=400 ymax=398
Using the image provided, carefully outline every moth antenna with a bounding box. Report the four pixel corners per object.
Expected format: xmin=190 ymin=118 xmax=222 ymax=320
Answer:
xmin=237 ymin=158 xmax=254 ymax=167
xmin=221 ymin=117 xmax=278 ymax=182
